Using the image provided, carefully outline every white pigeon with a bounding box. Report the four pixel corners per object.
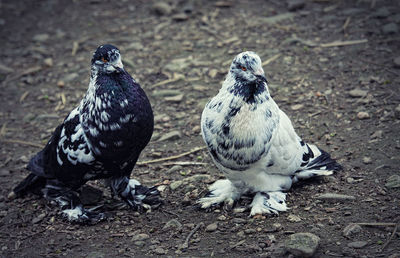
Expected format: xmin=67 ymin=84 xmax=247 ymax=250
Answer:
xmin=198 ymin=51 xmax=341 ymax=216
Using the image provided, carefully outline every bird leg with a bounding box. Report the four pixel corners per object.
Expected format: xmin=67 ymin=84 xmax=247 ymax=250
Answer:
xmin=197 ymin=179 xmax=241 ymax=210
xmin=249 ymin=191 xmax=288 ymax=216
xmin=42 ymin=179 xmax=106 ymax=224
xmin=110 ymin=176 xmax=161 ymax=211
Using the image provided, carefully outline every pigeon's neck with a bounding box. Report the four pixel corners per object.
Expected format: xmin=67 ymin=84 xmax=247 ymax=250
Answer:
xmin=223 ymin=73 xmax=270 ymax=105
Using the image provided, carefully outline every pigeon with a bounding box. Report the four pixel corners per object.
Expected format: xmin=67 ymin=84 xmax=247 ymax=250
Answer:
xmin=13 ymin=44 xmax=160 ymax=224
xmin=198 ymin=51 xmax=341 ymax=216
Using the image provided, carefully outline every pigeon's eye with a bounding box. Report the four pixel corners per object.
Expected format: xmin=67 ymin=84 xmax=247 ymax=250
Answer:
xmin=101 ymin=57 xmax=108 ymax=63
xmin=241 ymin=66 xmax=247 ymax=71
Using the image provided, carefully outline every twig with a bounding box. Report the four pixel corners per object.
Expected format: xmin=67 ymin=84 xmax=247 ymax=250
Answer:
xmin=0 ymin=122 xmax=7 ymax=137
xmin=2 ymin=139 xmax=44 ymax=148
xmin=152 ymin=74 xmax=185 ymax=88
xmin=262 ymin=54 xmax=281 ymax=66
xmin=161 ymin=161 xmax=208 ymax=166
xmin=381 ymin=223 xmax=398 ymax=251
xmin=355 ymin=222 xmax=397 ymax=227
xmin=1 ymin=66 xmax=42 ymax=86
xmin=137 ymin=146 xmax=206 ymax=165
xmin=342 ymin=17 xmax=351 ymax=32
xmin=181 ymin=222 xmax=204 ymax=250
xmin=320 ymin=39 xmax=368 ymax=48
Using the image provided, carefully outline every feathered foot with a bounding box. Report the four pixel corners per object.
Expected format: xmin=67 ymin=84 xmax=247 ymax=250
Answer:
xmin=197 ymin=179 xmax=241 ymax=210
xmin=110 ymin=177 xmax=162 ymax=211
xmin=249 ymin=191 xmax=288 ymax=216
xmin=43 ymin=179 xmax=106 ymax=224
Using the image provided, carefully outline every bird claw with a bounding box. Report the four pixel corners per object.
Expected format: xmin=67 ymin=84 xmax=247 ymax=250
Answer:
xmin=249 ymin=192 xmax=287 ymax=216
xmin=61 ymin=206 xmax=107 ymax=225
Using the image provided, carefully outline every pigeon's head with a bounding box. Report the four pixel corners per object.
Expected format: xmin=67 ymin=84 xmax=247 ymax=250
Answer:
xmin=229 ymin=51 xmax=267 ymax=84
xmin=91 ymin=44 xmax=124 ymax=74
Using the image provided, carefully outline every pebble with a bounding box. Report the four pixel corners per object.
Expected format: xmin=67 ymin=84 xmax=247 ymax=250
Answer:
xmin=0 ymin=169 xmax=10 ymax=177
xmin=291 ymin=104 xmax=304 ymax=110
xmin=153 ymin=247 xmax=167 ymax=255
xmin=32 ymin=213 xmax=46 ymax=224
xmin=166 ymin=165 xmax=183 ymax=174
xmin=208 ymin=69 xmax=219 ymax=78
xmin=363 ymin=156 xmax=372 ymax=164
xmin=385 ymin=175 xmax=400 ymax=189
xmin=284 ymin=232 xmax=320 ymax=257
xmin=157 ymin=130 xmax=181 ymax=141
xmin=382 ymin=23 xmax=399 ymax=34
xmin=348 ymin=89 xmax=367 ymax=98
xmin=357 ymin=111 xmax=370 ymax=120
xmin=152 ymin=2 xmax=172 ymax=15
xmin=287 ymin=0 xmax=306 ymax=12
xmin=172 ymin=13 xmax=189 ymax=22
xmin=131 ymin=233 xmax=149 ymax=242
xmin=44 ymin=58 xmax=53 ymax=67
xmin=164 ymin=94 xmax=184 ymax=103
xmin=343 ymin=223 xmax=363 ymax=237
xmin=245 ymin=228 xmax=256 ymax=234
xmin=287 ymin=214 xmax=302 ymax=222
xmin=169 ymin=180 xmax=183 ymax=190
xmin=184 ymin=174 xmax=212 ymax=183
xmin=205 ymin=223 xmax=218 ymax=232
xmin=33 ymin=33 xmax=50 ymax=42
xmin=347 ymin=241 xmax=368 ymax=249
xmin=62 ymin=73 xmax=79 ymax=82
xmin=316 ymin=193 xmax=356 ymax=202
xmin=162 ymin=219 xmax=183 ymax=231
xmin=57 ymin=80 xmax=65 ymax=88
xmin=134 ymin=241 xmax=145 ymax=247
xmin=232 ymin=218 xmax=247 ymax=224
xmin=373 ymin=7 xmax=391 ymax=18
xmin=395 ymin=104 xmax=400 ymax=119
xmin=370 ymin=130 xmax=383 ymax=139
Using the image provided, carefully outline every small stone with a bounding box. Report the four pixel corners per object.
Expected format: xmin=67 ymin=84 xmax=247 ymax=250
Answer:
xmin=233 ymin=207 xmax=247 ymax=213
xmin=208 ymin=69 xmax=219 ymax=78
xmin=348 ymin=89 xmax=368 ymax=98
xmin=370 ymin=130 xmax=383 ymax=139
xmin=374 ymin=7 xmax=391 ymax=18
xmin=152 ymin=2 xmax=172 ymax=15
xmin=44 ymin=58 xmax=53 ymax=67
xmin=33 ymin=33 xmax=50 ymax=42
xmin=7 ymin=191 xmax=16 ymax=200
xmin=154 ymin=247 xmax=167 ymax=255
xmin=205 ymin=223 xmax=218 ymax=232
xmin=32 ymin=213 xmax=46 ymax=224
xmin=57 ymin=80 xmax=65 ymax=88
xmin=232 ymin=218 xmax=247 ymax=224
xmin=172 ymin=13 xmax=189 ymax=22
xmin=157 ymin=130 xmax=181 ymax=141
xmin=317 ymin=193 xmax=356 ymax=202
xmin=87 ymin=251 xmax=105 ymax=258
xmin=62 ymin=73 xmax=79 ymax=82
xmin=287 ymin=214 xmax=302 ymax=222
xmin=394 ymin=57 xmax=400 ymax=68
xmin=363 ymin=156 xmax=372 ymax=164
xmin=217 ymin=215 xmax=227 ymax=221
xmin=163 ymin=219 xmax=182 ymax=231
xmin=343 ymin=223 xmax=363 ymax=237
xmin=169 ymin=180 xmax=184 ymax=190
xmin=382 ymin=23 xmax=399 ymax=34
xmin=245 ymin=228 xmax=256 ymax=234
xmin=385 ymin=175 xmax=400 ymax=189
xmin=357 ymin=112 xmax=370 ymax=120
xmin=184 ymin=174 xmax=212 ymax=183
xmin=0 ymin=169 xmax=10 ymax=177
xmin=164 ymin=94 xmax=184 ymax=103
xmin=134 ymin=241 xmax=146 ymax=247
xmin=131 ymin=233 xmax=150 ymax=242
xmin=284 ymin=232 xmax=320 ymax=257
xmin=347 ymin=241 xmax=368 ymax=249
xmin=395 ymin=104 xmax=400 ymax=119
xmin=291 ymin=104 xmax=304 ymax=110
xmin=166 ymin=165 xmax=183 ymax=174
xmin=287 ymin=0 xmax=306 ymax=11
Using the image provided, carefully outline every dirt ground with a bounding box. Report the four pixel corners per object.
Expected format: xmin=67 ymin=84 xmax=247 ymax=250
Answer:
xmin=0 ymin=0 xmax=399 ymax=257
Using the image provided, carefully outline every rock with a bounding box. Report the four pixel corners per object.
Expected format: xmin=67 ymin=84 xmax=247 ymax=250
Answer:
xmin=316 ymin=193 xmax=356 ymax=202
xmin=62 ymin=73 xmax=79 ymax=82
xmin=291 ymin=104 xmax=304 ymax=110
xmin=208 ymin=69 xmax=219 ymax=78
xmin=287 ymin=214 xmax=302 ymax=222
xmin=0 ymin=63 xmax=14 ymax=74
xmin=157 ymin=130 xmax=181 ymax=141
xmin=172 ymin=13 xmax=189 ymax=22
xmin=7 ymin=191 xmax=16 ymax=200
xmin=170 ymin=180 xmax=184 ymax=190
xmin=152 ymin=2 xmax=172 ymax=15
xmin=166 ymin=165 xmax=183 ymax=174
xmin=284 ymin=233 xmax=320 ymax=257
xmin=370 ymin=130 xmax=383 ymax=139
xmin=245 ymin=228 xmax=256 ymax=234
xmin=343 ymin=223 xmax=363 ymax=237
xmin=347 ymin=241 xmax=368 ymax=249
xmin=362 ymin=156 xmax=372 ymax=164
xmin=134 ymin=241 xmax=146 ymax=247
xmin=163 ymin=219 xmax=182 ymax=231
xmin=287 ymin=0 xmax=305 ymax=12
xmin=348 ymin=89 xmax=368 ymax=98
xmin=32 ymin=213 xmax=46 ymax=224
xmin=385 ymin=175 xmax=400 ymax=189
xmin=0 ymin=169 xmax=10 ymax=177
xmin=394 ymin=57 xmax=400 ymax=68
xmin=374 ymin=7 xmax=391 ymax=18
xmin=395 ymin=104 xmax=400 ymax=119
xmin=44 ymin=58 xmax=53 ymax=67
xmin=232 ymin=218 xmax=247 ymax=224
xmin=131 ymin=233 xmax=150 ymax=242
xmin=184 ymin=174 xmax=212 ymax=183
xmin=57 ymin=80 xmax=65 ymax=88
xmin=205 ymin=223 xmax=218 ymax=232
xmin=33 ymin=33 xmax=50 ymax=42
xmin=164 ymin=94 xmax=184 ymax=103
xmin=382 ymin=23 xmax=399 ymax=34
xmin=357 ymin=112 xmax=370 ymax=120
xmin=153 ymin=247 xmax=167 ymax=255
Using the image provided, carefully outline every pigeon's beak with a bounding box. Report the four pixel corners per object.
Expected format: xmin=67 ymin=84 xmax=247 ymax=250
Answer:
xmin=254 ymin=68 xmax=267 ymax=84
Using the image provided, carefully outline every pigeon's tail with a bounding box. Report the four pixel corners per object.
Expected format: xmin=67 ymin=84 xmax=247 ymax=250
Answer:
xmin=295 ymin=144 xmax=342 ymax=180
xmin=14 ymin=151 xmax=47 ymax=197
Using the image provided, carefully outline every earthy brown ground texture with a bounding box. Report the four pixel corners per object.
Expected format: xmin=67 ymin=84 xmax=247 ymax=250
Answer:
xmin=0 ymin=0 xmax=399 ymax=257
